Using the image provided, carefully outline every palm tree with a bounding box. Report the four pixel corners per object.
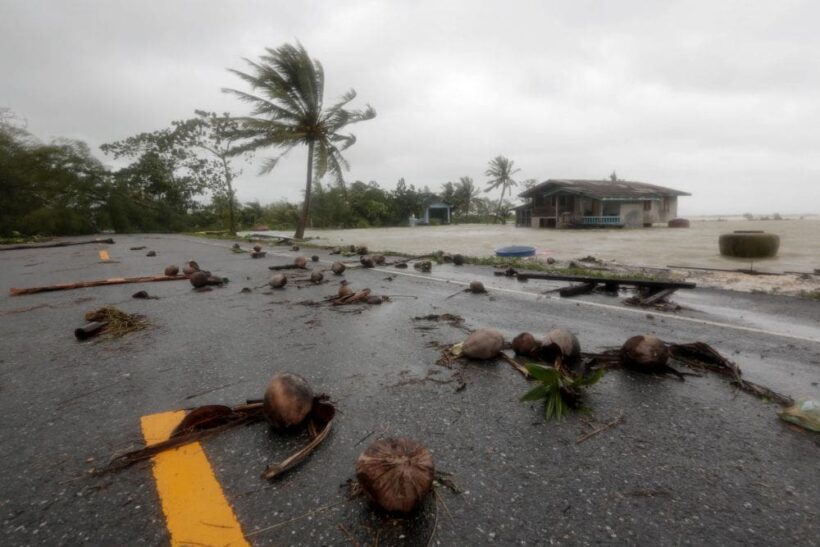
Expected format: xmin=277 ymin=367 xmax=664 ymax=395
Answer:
xmin=223 ymin=42 xmax=376 ymax=239
xmin=484 ymin=156 xmax=520 ymax=224
xmin=455 ymin=176 xmax=479 ymax=215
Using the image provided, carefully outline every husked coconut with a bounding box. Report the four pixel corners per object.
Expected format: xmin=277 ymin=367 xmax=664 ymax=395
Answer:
xmin=253 ymin=244 xmax=262 ymax=252
xmin=372 ymin=254 xmax=386 ymax=265
xmin=190 ymin=271 xmax=209 ymax=288
xmin=621 ymin=335 xmax=669 ymax=370
xmin=263 ymin=372 xmax=314 ymax=430
xmin=182 ymin=261 xmax=200 ymax=275
xmin=269 ymin=273 xmax=287 ymax=288
xmin=164 ymin=265 xmax=179 ymax=276
xmin=541 ymin=329 xmax=581 ymax=363
xmin=462 ymin=328 xmax=505 ymax=359
xmin=310 ymin=269 xmax=324 ymax=283
xmin=360 ymin=255 xmax=375 ymax=268
xmin=356 ymin=245 xmax=368 ymax=255
xmin=338 ymin=284 xmax=354 ymax=298
xmin=356 ymin=438 xmax=434 ymax=513
xmin=331 ymin=262 xmax=346 ymax=275
xmin=512 ymin=332 xmax=540 ymax=357
xmin=294 ymin=256 xmax=307 ymax=269
xmin=468 ymin=280 xmax=486 ymax=293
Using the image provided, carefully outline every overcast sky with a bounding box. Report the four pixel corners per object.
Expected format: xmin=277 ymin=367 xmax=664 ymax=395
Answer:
xmin=2 ymin=1 xmax=818 ymax=215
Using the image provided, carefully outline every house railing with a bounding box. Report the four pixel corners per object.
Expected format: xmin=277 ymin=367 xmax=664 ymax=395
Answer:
xmin=582 ymin=215 xmax=622 ymax=225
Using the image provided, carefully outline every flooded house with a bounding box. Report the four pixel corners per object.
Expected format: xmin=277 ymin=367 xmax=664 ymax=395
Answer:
xmin=515 ymin=179 xmax=690 ymax=228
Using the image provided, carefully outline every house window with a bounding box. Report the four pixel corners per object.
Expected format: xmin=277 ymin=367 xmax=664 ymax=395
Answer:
xmin=643 ymin=201 xmax=652 ymax=211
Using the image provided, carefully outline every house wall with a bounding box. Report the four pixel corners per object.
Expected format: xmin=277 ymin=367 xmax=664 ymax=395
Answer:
xmin=620 ymin=202 xmax=644 ymax=227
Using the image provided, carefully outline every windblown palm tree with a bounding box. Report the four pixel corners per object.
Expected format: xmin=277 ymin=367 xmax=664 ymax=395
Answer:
xmin=484 ymin=156 xmax=520 ymax=224
xmin=223 ymin=43 xmax=376 ymax=239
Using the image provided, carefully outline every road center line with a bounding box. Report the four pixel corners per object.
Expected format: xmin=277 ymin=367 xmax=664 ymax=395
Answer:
xmin=141 ymin=411 xmax=249 ymax=547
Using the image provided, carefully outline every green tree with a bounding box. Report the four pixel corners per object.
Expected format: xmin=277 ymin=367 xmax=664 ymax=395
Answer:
xmin=223 ymin=42 xmax=376 ymax=239
xmin=454 ymin=176 xmax=479 ymax=216
xmin=172 ymin=110 xmax=252 ymax=234
xmin=484 ymin=155 xmax=520 ymax=224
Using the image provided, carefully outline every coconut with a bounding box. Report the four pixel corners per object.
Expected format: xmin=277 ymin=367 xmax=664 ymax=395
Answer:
xmin=356 ymin=438 xmax=434 ymax=513
xmin=512 ymin=332 xmax=540 ymax=357
xmin=541 ymin=329 xmax=581 ymax=363
xmin=452 ymin=254 xmax=465 ymax=266
xmin=366 ymin=295 xmax=384 ymax=305
xmin=311 ymin=255 xmax=319 ymax=262
xmin=146 ymin=250 xmax=156 ymax=257
xmin=291 ymin=245 xmax=300 ymax=251
xmin=356 ymin=245 xmax=368 ymax=255
xmin=263 ymin=372 xmax=314 ymax=430
xmin=372 ymin=254 xmax=386 ymax=265
xmin=182 ymin=261 xmax=200 ymax=275
xmin=331 ymin=262 xmax=346 ymax=275
xmin=462 ymin=328 xmax=504 ymax=360
xmin=294 ymin=256 xmax=307 ymax=269
xmin=621 ymin=335 xmax=669 ymax=370
xmin=442 ymin=253 xmax=453 ymax=263
xmin=164 ymin=265 xmax=179 ymax=276
xmin=310 ymin=269 xmax=324 ymax=283
xmin=360 ymin=255 xmax=375 ymax=268
xmin=338 ymin=284 xmax=354 ymax=298
xmin=190 ymin=271 xmax=209 ymax=288
xmin=468 ymin=280 xmax=486 ymax=293
xmin=269 ymin=273 xmax=287 ymax=288
xmin=252 ymin=244 xmax=261 ymax=252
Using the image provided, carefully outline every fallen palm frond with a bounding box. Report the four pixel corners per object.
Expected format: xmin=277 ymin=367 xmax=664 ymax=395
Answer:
xmin=0 ymin=238 xmax=114 ymax=251
xmin=103 ymin=397 xmax=336 ymax=482
xmin=668 ymin=342 xmax=793 ymax=406
xmin=10 ymin=274 xmax=188 ymax=296
xmin=262 ymin=397 xmax=335 ymax=480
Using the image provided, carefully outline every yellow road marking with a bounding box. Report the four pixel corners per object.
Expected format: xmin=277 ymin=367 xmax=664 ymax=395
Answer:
xmin=98 ymin=250 xmax=110 ymax=261
xmin=141 ymin=411 xmax=249 ymax=547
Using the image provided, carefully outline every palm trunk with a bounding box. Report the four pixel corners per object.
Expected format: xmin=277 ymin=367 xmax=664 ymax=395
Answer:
xmin=495 ymin=185 xmax=506 ymax=224
xmin=223 ymin=158 xmax=236 ymax=235
xmin=294 ymin=140 xmax=315 ymax=239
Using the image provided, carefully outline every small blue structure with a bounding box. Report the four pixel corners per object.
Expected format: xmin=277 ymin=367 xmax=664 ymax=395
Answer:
xmin=495 ymin=245 xmax=536 ymax=257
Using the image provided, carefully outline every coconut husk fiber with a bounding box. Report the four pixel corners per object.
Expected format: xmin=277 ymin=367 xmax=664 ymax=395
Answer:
xmin=83 ymin=307 xmax=148 ymax=338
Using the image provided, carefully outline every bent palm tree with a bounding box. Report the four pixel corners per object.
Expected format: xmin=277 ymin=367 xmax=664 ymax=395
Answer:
xmin=223 ymin=43 xmax=376 ymax=239
xmin=484 ymin=156 xmax=520 ymax=224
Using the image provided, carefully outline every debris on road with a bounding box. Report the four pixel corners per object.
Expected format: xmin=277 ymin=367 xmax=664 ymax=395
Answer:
xmin=468 ymin=280 xmax=486 ymax=294
xmin=360 ymin=255 xmax=375 ymax=268
xmin=182 ymin=260 xmax=200 ymax=275
xmin=779 ymin=399 xmax=820 ymax=432
xmin=459 ymin=328 xmax=504 ymax=360
xmin=520 ymin=362 xmax=603 ymax=420
xmin=270 ymin=273 xmax=288 ymax=288
xmin=331 ymin=261 xmax=346 ymax=275
xmin=129 ymin=245 xmax=146 ymax=250
xmin=146 ymin=250 xmax=156 ymax=257
xmin=0 ymin=238 xmax=115 ymax=251
xmin=414 ymin=260 xmax=432 ymax=272
xmin=356 ymin=438 xmax=435 ymax=513
xmin=131 ymin=290 xmax=157 ymax=299
xmin=310 ymin=269 xmax=324 ymax=284
xmin=10 ymin=273 xmax=189 ymax=296
xmin=164 ymin=265 xmax=179 ymax=276
xmin=78 ymin=306 xmax=148 ymax=339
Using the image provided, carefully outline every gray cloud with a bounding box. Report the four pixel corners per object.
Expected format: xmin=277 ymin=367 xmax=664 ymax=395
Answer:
xmin=2 ymin=0 xmax=818 ymax=214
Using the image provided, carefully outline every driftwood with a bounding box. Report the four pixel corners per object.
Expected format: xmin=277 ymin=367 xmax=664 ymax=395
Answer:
xmin=559 ymin=282 xmax=597 ymax=298
xmin=500 ymin=270 xmax=696 ymax=291
xmin=0 ymin=238 xmax=114 ymax=251
xmin=10 ymin=274 xmax=189 ymax=296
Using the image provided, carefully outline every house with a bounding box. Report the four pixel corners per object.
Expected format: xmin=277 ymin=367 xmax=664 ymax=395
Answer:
xmin=515 ymin=179 xmax=690 ymax=228
xmin=414 ymin=199 xmax=454 ymax=225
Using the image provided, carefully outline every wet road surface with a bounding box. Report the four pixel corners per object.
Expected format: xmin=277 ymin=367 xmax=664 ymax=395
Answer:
xmin=1 ymin=234 xmax=818 ymax=546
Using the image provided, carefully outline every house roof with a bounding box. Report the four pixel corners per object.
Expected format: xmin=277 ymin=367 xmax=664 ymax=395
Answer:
xmin=519 ymin=179 xmax=691 ymax=200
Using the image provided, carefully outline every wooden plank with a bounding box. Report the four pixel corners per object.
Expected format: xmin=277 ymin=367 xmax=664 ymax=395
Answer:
xmin=0 ymin=238 xmax=115 ymax=251
xmin=507 ymin=271 xmax=696 ymax=290
xmin=641 ymin=287 xmax=678 ymax=305
xmin=10 ymin=274 xmax=189 ymax=296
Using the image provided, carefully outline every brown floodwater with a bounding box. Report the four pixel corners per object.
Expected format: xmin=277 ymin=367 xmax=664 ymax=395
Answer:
xmin=251 ymin=218 xmax=820 ymax=273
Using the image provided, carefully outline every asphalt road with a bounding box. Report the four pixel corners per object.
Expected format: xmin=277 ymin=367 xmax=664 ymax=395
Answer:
xmin=1 ymin=234 xmax=818 ymax=546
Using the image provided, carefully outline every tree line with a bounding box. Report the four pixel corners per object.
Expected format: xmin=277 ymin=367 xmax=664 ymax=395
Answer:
xmin=1 ymin=42 xmax=526 ymax=238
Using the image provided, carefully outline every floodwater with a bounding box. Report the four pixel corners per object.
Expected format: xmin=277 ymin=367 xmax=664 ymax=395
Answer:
xmin=250 ymin=218 xmax=820 ymax=273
